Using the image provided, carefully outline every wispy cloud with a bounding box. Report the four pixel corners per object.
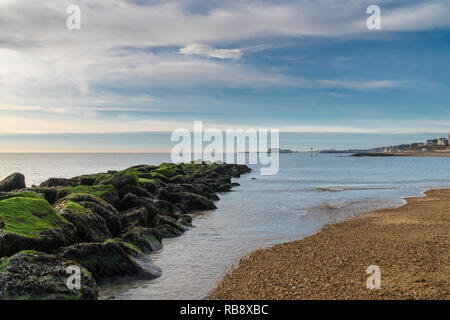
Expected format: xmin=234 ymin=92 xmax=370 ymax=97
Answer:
xmin=318 ymin=80 xmax=405 ymax=90
xmin=179 ymin=44 xmax=243 ymax=59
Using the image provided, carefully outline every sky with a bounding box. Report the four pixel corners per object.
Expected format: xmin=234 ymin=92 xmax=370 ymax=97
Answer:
xmin=0 ymin=0 xmax=449 ymax=151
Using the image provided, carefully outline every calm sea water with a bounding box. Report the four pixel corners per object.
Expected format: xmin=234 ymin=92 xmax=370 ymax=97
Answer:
xmin=0 ymin=153 xmax=449 ymax=299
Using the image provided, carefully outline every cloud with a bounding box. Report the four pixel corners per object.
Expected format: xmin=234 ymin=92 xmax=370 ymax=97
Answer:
xmin=318 ymin=80 xmax=405 ymax=90
xmin=0 ymin=0 xmax=448 ymax=135
xmin=179 ymin=44 xmax=243 ymax=59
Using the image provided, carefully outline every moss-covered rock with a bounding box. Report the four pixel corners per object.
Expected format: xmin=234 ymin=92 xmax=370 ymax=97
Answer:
xmin=55 ymin=239 xmax=161 ymax=283
xmin=19 ymin=187 xmax=58 ymax=205
xmin=129 ymin=165 xmax=158 ymax=173
xmin=97 ymin=169 xmax=138 ymax=190
xmin=166 ymin=192 xmax=217 ymax=211
xmin=152 ymin=164 xmax=181 ymax=178
xmin=76 ymin=173 xmax=110 ymax=186
xmin=121 ymin=227 xmax=162 ymax=253
xmin=0 ymin=191 xmax=42 ymax=201
xmin=0 ymin=173 xmax=26 ymax=192
xmin=170 ymin=174 xmax=192 ymax=184
xmin=39 ymin=177 xmax=78 ymax=188
xmin=61 ymin=184 xmax=120 ymax=208
xmin=119 ymin=207 xmax=151 ymax=230
xmin=63 ymin=193 xmax=121 ymax=236
xmin=0 ymin=250 xmax=98 ymax=300
xmin=54 ymin=200 xmax=111 ymax=243
xmin=148 ymin=172 xmax=171 ymax=184
xmin=152 ymin=199 xmax=174 ymax=215
xmin=138 ymin=178 xmax=164 ymax=194
xmin=117 ymin=184 xmax=151 ymax=199
xmin=152 ymin=214 xmax=186 ymax=234
xmin=155 ymin=224 xmax=184 ymax=238
xmin=0 ymin=195 xmax=76 ymax=257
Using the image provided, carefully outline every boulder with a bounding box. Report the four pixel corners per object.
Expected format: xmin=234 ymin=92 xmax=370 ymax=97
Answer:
xmin=57 ymin=184 xmax=121 ymax=209
xmin=39 ymin=177 xmax=77 ymax=188
xmin=121 ymin=227 xmax=162 ymax=253
xmin=169 ymin=174 xmax=192 ymax=184
xmin=167 ymin=192 xmax=217 ymax=211
xmin=0 ymin=194 xmax=76 ymax=257
xmin=0 ymin=250 xmax=98 ymax=300
xmin=64 ymin=193 xmax=121 ymax=236
xmin=55 ymin=239 xmax=161 ymax=283
xmin=117 ymin=185 xmax=151 ymax=199
xmin=138 ymin=178 xmax=164 ymax=193
xmin=54 ymin=200 xmax=111 ymax=243
xmin=152 ymin=214 xmax=186 ymax=234
xmin=177 ymin=215 xmax=193 ymax=227
xmin=98 ymin=169 xmax=138 ymax=190
xmin=152 ymin=199 xmax=174 ymax=215
xmin=216 ymin=183 xmax=233 ymax=192
xmin=129 ymin=165 xmax=158 ymax=173
xmin=120 ymin=207 xmax=150 ymax=230
xmin=0 ymin=173 xmax=26 ymax=192
xmin=155 ymin=224 xmax=184 ymax=238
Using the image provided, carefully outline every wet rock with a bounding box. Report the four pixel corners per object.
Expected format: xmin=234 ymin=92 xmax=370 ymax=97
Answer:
xmin=152 ymin=199 xmax=174 ymax=215
xmin=167 ymin=192 xmax=217 ymax=211
xmin=121 ymin=227 xmax=162 ymax=253
xmin=121 ymin=193 xmax=160 ymax=220
xmin=216 ymin=183 xmax=233 ymax=192
xmin=55 ymin=239 xmax=160 ymax=283
xmin=0 ymin=173 xmax=26 ymax=192
xmin=155 ymin=224 xmax=184 ymax=238
xmin=174 ymin=203 xmax=187 ymax=214
xmin=129 ymin=165 xmax=158 ymax=173
xmin=98 ymin=169 xmax=138 ymax=190
xmin=65 ymin=193 xmax=121 ymax=236
xmin=56 ymin=184 xmax=121 ymax=209
xmin=169 ymin=174 xmax=193 ymax=184
xmin=40 ymin=177 xmax=77 ymax=188
xmin=117 ymin=185 xmax=151 ymax=199
xmin=155 ymin=187 xmax=170 ymax=201
xmin=54 ymin=199 xmax=111 ymax=243
xmin=152 ymin=214 xmax=186 ymax=234
xmin=120 ymin=207 xmax=150 ymax=230
xmin=0 ymin=250 xmax=98 ymax=300
xmin=177 ymin=215 xmax=193 ymax=227
xmin=77 ymin=176 xmax=95 ymax=186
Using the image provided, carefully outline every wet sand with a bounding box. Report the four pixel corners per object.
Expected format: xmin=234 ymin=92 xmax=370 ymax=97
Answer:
xmin=210 ymin=189 xmax=449 ymax=300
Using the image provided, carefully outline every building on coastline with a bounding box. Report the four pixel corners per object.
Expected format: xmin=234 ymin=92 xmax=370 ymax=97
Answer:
xmin=426 ymin=139 xmax=438 ymax=146
xmin=437 ymin=138 xmax=448 ymax=146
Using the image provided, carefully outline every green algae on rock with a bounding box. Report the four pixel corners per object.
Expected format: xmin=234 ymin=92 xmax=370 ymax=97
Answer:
xmin=121 ymin=226 xmax=163 ymax=253
xmin=0 ymin=250 xmax=98 ymax=300
xmin=55 ymin=239 xmax=161 ymax=284
xmin=54 ymin=199 xmax=112 ymax=243
xmin=0 ymin=195 xmax=76 ymax=257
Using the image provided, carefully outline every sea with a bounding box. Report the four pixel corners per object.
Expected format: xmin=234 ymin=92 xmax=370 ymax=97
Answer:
xmin=0 ymin=152 xmax=449 ymax=299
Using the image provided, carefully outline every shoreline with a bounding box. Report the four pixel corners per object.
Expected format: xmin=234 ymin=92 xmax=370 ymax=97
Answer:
xmin=209 ymin=188 xmax=449 ymax=300
xmin=353 ymin=151 xmax=450 ymax=158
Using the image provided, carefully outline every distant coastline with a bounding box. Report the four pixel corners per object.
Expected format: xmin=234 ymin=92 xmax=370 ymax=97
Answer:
xmin=352 ymin=151 xmax=450 ymax=158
